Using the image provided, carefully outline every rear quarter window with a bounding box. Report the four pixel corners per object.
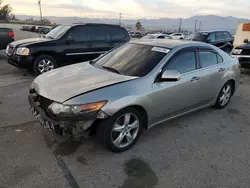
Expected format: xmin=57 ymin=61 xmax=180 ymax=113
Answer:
xmin=109 ymin=27 xmax=126 ymax=40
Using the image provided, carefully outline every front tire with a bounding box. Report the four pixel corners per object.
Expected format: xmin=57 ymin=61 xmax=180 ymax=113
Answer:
xmin=97 ymin=107 xmax=143 ymax=152
xmin=214 ymin=82 xmax=233 ymax=109
xmin=33 ymin=55 xmax=57 ymax=74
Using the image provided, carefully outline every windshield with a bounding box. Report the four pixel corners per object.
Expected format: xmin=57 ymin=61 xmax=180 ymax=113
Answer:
xmin=45 ymin=25 xmax=71 ymax=39
xmin=92 ymin=43 xmax=168 ymax=77
xmin=142 ymin=34 xmax=155 ymax=39
xmin=192 ymin=32 xmax=208 ymax=41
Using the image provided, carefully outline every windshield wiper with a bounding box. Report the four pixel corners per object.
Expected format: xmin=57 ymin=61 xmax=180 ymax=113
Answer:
xmin=102 ymin=66 xmax=122 ymax=75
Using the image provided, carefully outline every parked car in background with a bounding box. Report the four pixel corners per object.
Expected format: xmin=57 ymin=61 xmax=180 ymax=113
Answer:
xmin=6 ymin=23 xmax=130 ymax=74
xmin=192 ymin=30 xmax=234 ymax=53
xmin=170 ymin=33 xmax=185 ymax=39
xmin=142 ymin=33 xmax=172 ymax=39
xmin=28 ymin=39 xmax=240 ymax=152
xmin=39 ymin=27 xmax=53 ymax=34
xmin=131 ymin=32 xmax=143 ymax=38
xmin=232 ymin=39 xmax=250 ymax=68
xmin=0 ymin=28 xmax=14 ymax=50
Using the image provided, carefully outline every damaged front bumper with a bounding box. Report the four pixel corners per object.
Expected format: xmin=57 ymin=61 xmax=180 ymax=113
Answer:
xmin=28 ymin=94 xmax=106 ymax=139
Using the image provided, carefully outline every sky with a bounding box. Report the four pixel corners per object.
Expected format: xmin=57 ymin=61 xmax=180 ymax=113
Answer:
xmin=6 ymin=0 xmax=250 ymax=19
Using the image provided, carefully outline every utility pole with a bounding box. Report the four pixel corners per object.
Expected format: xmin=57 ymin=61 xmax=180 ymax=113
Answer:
xmin=119 ymin=13 xmax=122 ymax=26
xmin=38 ymin=0 xmax=43 ymax=23
xmin=178 ymin=18 xmax=182 ymax=33
xmin=194 ymin=20 xmax=198 ymax=32
xmin=199 ymin=21 xmax=202 ymax=31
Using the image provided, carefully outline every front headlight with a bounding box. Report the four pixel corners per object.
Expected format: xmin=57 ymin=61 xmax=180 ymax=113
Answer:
xmin=232 ymin=48 xmax=242 ymax=55
xmin=15 ymin=47 xmax=29 ymax=56
xmin=49 ymin=101 xmax=107 ymax=116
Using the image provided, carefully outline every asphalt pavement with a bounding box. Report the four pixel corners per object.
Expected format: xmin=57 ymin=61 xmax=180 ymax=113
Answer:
xmin=1 ymin=24 xmax=250 ymax=188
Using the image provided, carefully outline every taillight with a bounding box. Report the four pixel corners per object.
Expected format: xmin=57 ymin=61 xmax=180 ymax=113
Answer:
xmin=8 ymin=31 xmax=14 ymax=38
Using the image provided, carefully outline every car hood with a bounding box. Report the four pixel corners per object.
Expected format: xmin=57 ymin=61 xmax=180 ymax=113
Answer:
xmin=32 ymin=62 xmax=137 ymax=103
xmin=236 ymin=43 xmax=250 ymax=49
xmin=9 ymin=38 xmax=51 ymax=47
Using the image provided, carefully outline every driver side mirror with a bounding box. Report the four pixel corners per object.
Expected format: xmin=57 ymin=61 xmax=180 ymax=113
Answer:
xmin=161 ymin=70 xmax=181 ymax=81
xmin=243 ymin=39 xmax=249 ymax=43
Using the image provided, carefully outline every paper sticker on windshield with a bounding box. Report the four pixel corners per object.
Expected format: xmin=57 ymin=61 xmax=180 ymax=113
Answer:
xmin=151 ymin=47 xmax=170 ymax=54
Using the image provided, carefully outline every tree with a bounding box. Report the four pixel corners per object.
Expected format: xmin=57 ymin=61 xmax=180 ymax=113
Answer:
xmin=135 ymin=21 xmax=142 ymax=31
xmin=0 ymin=0 xmax=14 ymax=21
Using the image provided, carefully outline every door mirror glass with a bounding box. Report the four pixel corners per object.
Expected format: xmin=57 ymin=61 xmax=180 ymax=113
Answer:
xmin=161 ymin=70 xmax=181 ymax=81
xmin=244 ymin=39 xmax=249 ymax=43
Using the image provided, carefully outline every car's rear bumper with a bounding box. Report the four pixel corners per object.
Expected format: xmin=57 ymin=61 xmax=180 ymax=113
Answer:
xmin=231 ymin=55 xmax=250 ymax=68
xmin=6 ymin=54 xmax=34 ymax=69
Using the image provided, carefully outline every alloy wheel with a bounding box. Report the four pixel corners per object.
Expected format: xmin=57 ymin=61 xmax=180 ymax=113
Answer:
xmin=111 ymin=113 xmax=140 ymax=148
xmin=38 ymin=59 xmax=54 ymax=73
xmin=219 ymin=84 xmax=232 ymax=106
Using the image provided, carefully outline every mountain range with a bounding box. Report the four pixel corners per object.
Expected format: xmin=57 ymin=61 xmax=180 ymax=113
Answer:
xmin=16 ymin=15 xmax=250 ymax=33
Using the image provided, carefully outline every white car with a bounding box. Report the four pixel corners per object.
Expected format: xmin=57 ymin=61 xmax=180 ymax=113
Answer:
xmin=142 ymin=34 xmax=172 ymax=39
xmin=170 ymin=33 xmax=185 ymax=40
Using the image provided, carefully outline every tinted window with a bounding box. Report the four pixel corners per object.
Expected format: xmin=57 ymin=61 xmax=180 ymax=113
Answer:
xmin=199 ymin=51 xmax=218 ymax=68
xmin=71 ymin=26 xmax=93 ymax=42
xmin=109 ymin=27 xmax=126 ymax=40
xmin=92 ymin=43 xmax=167 ymax=77
xmin=193 ymin=32 xmax=208 ymax=41
xmin=223 ymin=31 xmax=231 ymax=39
xmin=217 ymin=54 xmax=223 ymax=63
xmin=215 ymin=32 xmax=224 ymax=40
xmin=93 ymin=27 xmax=106 ymax=41
xmin=174 ymin=34 xmax=182 ymax=36
xmin=166 ymin=52 xmax=196 ymax=74
xmin=207 ymin=33 xmax=215 ymax=41
xmin=157 ymin=35 xmax=165 ymax=39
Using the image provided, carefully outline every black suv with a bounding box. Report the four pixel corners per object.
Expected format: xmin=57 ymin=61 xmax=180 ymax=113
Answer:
xmin=231 ymin=39 xmax=250 ymax=68
xmin=6 ymin=23 xmax=130 ymax=74
xmin=192 ymin=30 xmax=234 ymax=53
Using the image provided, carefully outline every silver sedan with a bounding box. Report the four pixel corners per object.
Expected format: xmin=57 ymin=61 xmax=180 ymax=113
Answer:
xmin=28 ymin=40 xmax=240 ymax=152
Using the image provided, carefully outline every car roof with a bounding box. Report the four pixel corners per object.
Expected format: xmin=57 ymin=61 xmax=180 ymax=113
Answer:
xmin=131 ymin=39 xmax=203 ymax=49
xmin=197 ymin=30 xmax=229 ymax=33
xmin=70 ymin=23 xmax=123 ymax=27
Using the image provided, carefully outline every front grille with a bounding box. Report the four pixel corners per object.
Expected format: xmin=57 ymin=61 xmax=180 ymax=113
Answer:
xmin=6 ymin=45 xmax=14 ymax=56
xmin=241 ymin=49 xmax=250 ymax=55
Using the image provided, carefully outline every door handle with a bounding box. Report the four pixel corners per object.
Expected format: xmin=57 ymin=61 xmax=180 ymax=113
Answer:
xmin=219 ymin=68 xmax=225 ymax=72
xmin=190 ymin=76 xmax=200 ymax=82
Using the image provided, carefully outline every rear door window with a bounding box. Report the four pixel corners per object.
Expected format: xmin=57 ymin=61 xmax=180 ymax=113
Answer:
xmin=223 ymin=31 xmax=231 ymax=39
xmin=199 ymin=51 xmax=218 ymax=68
xmin=215 ymin=32 xmax=224 ymax=40
xmin=109 ymin=27 xmax=126 ymax=40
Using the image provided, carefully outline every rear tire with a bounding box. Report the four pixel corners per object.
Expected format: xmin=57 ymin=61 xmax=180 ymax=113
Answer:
xmin=33 ymin=55 xmax=57 ymax=75
xmin=214 ymin=81 xmax=233 ymax=109
xmin=97 ymin=107 xmax=143 ymax=152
